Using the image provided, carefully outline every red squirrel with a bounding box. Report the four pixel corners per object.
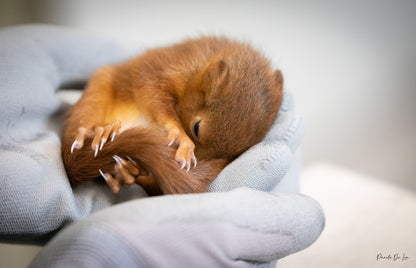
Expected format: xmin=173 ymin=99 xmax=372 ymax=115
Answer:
xmin=61 ymin=36 xmax=283 ymax=195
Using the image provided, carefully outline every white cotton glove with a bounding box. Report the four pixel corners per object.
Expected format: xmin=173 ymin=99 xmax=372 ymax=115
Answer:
xmin=30 ymin=188 xmax=324 ymax=268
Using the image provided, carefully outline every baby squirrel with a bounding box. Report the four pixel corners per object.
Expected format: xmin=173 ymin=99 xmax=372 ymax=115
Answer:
xmin=62 ymin=36 xmax=283 ymax=195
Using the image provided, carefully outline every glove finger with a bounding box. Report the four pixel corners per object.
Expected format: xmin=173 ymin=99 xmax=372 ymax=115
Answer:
xmin=263 ymin=91 xmax=304 ymax=151
xmin=209 ymin=141 xmax=292 ymax=192
xmin=279 ymin=90 xmax=295 ymax=112
xmin=264 ymin=113 xmax=305 ymax=152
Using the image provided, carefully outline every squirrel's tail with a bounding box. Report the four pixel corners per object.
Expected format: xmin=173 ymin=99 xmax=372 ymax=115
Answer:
xmin=62 ymin=127 xmax=228 ymax=194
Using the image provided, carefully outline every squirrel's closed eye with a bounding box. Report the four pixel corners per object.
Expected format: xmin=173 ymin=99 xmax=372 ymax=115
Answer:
xmin=193 ymin=120 xmax=201 ymax=139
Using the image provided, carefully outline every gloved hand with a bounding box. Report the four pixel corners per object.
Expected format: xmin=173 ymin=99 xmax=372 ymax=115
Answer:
xmin=0 ymin=24 xmax=324 ymax=267
xmin=30 ymin=188 xmax=323 ymax=268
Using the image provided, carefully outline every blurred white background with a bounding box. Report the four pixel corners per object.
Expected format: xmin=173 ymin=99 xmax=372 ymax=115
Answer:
xmin=1 ymin=0 xmax=415 ymax=267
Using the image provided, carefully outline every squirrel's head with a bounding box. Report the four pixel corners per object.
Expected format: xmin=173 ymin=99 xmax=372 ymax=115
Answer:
xmin=179 ymin=49 xmax=283 ymax=160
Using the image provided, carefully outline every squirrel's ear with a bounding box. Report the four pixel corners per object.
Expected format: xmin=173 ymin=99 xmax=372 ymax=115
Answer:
xmin=202 ymin=60 xmax=230 ymax=99
xmin=274 ymin=69 xmax=284 ymax=90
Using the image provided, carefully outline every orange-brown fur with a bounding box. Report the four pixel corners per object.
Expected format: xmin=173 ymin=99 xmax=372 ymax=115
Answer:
xmin=61 ymin=36 xmax=283 ymax=195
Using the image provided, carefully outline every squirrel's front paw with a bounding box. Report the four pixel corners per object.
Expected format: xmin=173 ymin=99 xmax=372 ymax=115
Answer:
xmin=168 ymin=129 xmax=197 ymax=172
xmin=71 ymin=121 xmax=121 ymax=157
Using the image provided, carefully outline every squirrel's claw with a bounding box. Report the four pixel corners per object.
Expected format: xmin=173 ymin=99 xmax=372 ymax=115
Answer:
xmin=99 ymin=169 xmax=121 ymax=194
xmin=100 ymin=155 xmax=153 ymax=194
xmin=113 ymin=155 xmax=124 ymax=167
xmin=70 ymin=140 xmax=82 ymax=153
xmin=191 ymin=156 xmax=197 ymax=168
xmin=177 ymin=152 xmax=196 ymax=173
xmin=70 ymin=127 xmax=88 ymax=153
xmin=93 ymin=145 xmax=99 ymax=157
xmin=99 ymin=138 xmax=106 ymax=150
xmin=113 ymin=155 xmax=140 ymax=176
xmin=168 ymin=138 xmax=175 ymax=147
xmin=183 ymin=155 xmax=197 ymax=172
xmin=166 ymin=126 xmax=197 ymax=171
xmin=89 ymin=121 xmax=122 ymax=157
xmin=179 ymin=159 xmax=188 ymax=171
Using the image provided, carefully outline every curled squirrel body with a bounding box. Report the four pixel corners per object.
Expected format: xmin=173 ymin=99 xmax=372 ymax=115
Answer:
xmin=62 ymin=36 xmax=283 ymax=195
